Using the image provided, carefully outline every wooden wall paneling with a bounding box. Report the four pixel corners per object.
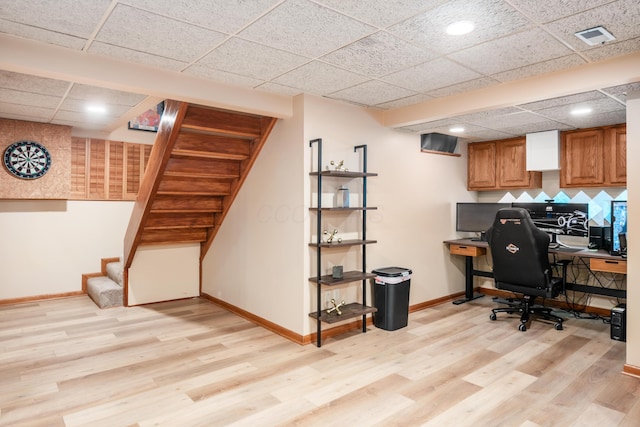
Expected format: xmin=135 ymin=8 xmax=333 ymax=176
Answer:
xmin=70 ymin=137 xmax=88 ymax=199
xmin=108 ymin=141 xmax=125 ymax=200
xmin=88 ymin=139 xmax=106 ymax=199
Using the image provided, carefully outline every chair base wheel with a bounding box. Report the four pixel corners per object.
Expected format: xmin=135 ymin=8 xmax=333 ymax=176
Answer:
xmin=490 ymin=313 xmax=497 ymax=321
xmin=518 ymin=323 xmax=527 ymax=332
xmin=555 ymin=322 xmax=563 ymax=331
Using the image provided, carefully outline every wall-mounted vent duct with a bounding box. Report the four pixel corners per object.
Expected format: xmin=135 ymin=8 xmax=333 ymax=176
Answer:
xmin=574 ymin=26 xmax=615 ymax=46
xmin=526 ymin=130 xmax=560 ymax=171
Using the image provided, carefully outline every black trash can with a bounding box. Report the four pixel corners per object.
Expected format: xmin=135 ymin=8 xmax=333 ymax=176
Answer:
xmin=372 ymin=267 xmax=412 ymax=331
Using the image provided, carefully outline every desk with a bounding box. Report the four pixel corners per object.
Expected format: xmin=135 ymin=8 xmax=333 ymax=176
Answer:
xmin=444 ymin=238 xmax=627 ymax=304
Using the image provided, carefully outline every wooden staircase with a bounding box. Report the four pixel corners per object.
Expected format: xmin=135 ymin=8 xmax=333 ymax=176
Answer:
xmin=123 ymin=100 xmax=277 ymax=277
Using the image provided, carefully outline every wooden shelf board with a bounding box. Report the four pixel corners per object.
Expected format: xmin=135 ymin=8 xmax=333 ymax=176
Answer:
xmin=308 ymin=303 xmax=377 ymax=324
xmin=309 ymin=207 xmax=377 ymax=211
xmin=309 ymin=239 xmax=377 ymax=248
xmin=309 ymin=270 xmax=375 ymax=285
xmin=309 ymin=171 xmax=378 ymax=178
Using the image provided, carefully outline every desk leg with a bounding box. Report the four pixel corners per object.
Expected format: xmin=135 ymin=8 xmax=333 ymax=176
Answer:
xmin=452 ymin=255 xmax=484 ymax=305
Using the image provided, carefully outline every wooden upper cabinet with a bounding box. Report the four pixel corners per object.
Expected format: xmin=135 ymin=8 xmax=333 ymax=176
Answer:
xmin=496 ymin=137 xmax=541 ymax=188
xmin=467 ymin=141 xmax=496 ymax=190
xmin=560 ymin=124 xmax=625 ymax=188
xmin=605 ymin=124 xmax=626 ymax=186
xmin=468 ymin=137 xmax=541 ymax=191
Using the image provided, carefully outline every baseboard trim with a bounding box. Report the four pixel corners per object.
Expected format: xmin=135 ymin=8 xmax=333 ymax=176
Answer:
xmin=623 ymin=364 xmax=640 ymax=378
xmin=201 ymin=293 xmax=306 ymax=345
xmin=0 ymin=291 xmax=85 ymax=306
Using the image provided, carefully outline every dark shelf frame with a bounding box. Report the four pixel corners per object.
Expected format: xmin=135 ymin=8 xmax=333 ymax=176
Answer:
xmin=309 ymin=138 xmax=374 ymax=347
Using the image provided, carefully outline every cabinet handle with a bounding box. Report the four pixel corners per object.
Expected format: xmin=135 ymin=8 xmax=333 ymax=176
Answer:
xmin=605 ymin=260 xmax=619 ymax=264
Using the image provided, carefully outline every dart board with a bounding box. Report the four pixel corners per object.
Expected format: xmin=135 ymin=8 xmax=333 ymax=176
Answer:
xmin=3 ymin=140 xmax=52 ymax=180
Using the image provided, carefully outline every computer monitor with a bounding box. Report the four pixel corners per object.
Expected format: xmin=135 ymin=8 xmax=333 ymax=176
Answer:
xmin=611 ymin=200 xmax=627 ymax=255
xmin=511 ymin=201 xmax=589 ymax=238
xmin=456 ymin=203 xmax=511 ymax=237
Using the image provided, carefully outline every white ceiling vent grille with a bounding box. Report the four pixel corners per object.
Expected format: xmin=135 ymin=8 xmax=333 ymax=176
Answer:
xmin=574 ymin=26 xmax=616 ymax=46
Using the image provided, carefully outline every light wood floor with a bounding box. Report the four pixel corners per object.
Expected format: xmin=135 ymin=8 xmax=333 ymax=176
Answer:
xmin=1 ymin=295 xmax=639 ymax=427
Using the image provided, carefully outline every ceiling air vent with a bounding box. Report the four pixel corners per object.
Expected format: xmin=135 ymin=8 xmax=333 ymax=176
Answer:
xmin=574 ymin=26 xmax=615 ymax=46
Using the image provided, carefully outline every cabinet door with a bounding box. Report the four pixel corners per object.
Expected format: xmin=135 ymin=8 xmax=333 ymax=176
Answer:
xmin=605 ymin=125 xmax=626 ymax=186
xmin=467 ymin=142 xmax=496 ymax=190
xmin=561 ymin=129 xmax=604 ymax=187
xmin=496 ymin=137 xmax=536 ymax=188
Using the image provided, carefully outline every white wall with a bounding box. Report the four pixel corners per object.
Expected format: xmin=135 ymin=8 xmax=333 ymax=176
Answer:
xmin=202 ymin=94 xmax=471 ymax=337
xmin=201 ymin=95 xmax=306 ymax=334
xmin=0 ymin=200 xmax=132 ymax=300
xmin=626 ymin=91 xmax=639 ymax=368
xmin=128 ymin=243 xmax=200 ymax=305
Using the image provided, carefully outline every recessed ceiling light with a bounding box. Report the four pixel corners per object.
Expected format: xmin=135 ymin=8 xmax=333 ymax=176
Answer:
xmin=571 ymin=107 xmax=592 ymax=116
xmin=449 ymin=126 xmax=465 ymax=133
xmin=446 ymin=21 xmax=475 ymax=36
xmin=86 ymin=104 xmax=107 ymax=114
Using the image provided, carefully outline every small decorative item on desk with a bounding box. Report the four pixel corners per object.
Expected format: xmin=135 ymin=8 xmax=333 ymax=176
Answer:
xmin=327 ymin=298 xmax=345 ymax=315
xmin=326 ymin=160 xmax=348 ymax=172
xmin=332 ymin=265 xmax=343 ymax=279
xmin=336 ymin=185 xmax=349 ymax=208
xmin=323 ymin=229 xmax=342 ymax=244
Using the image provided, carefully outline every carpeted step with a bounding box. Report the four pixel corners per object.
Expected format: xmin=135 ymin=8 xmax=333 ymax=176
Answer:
xmin=87 ymin=276 xmax=122 ymax=308
xmin=106 ymin=261 xmax=123 ymax=286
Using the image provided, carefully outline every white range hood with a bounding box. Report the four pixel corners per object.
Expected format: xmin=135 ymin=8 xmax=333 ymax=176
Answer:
xmin=526 ymin=130 xmax=560 ymax=171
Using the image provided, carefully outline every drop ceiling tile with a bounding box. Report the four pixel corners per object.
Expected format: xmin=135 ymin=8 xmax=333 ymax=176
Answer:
xmin=448 ymin=28 xmax=574 ymax=75
xmin=561 ymin=110 xmax=627 ymax=128
xmin=197 ymin=38 xmax=309 ymax=80
xmin=67 ymin=84 xmax=146 ymax=106
xmin=0 ymin=0 xmax=111 ymax=38
xmin=518 ymin=91 xmax=607 ymax=111
xmin=491 ymin=54 xmax=587 ymax=82
xmin=0 ymin=71 xmax=70 ymax=96
xmin=0 ymin=88 xmax=61 ymax=109
xmin=389 ymin=0 xmax=532 ymax=55
xmin=329 ymin=80 xmax=416 ymax=106
xmin=535 ymin=97 xmax=625 ymax=121
xmin=544 ymin=0 xmax=640 ymax=52
xmin=183 ymin=65 xmax=265 ymax=88
xmin=255 ymin=82 xmax=304 ymax=97
xmin=0 ymin=20 xmax=87 ymax=49
xmin=452 ymin=106 xmax=524 ymax=123
xmin=467 ymin=111 xmax=552 ymax=129
xmin=463 ymin=129 xmax=518 ymax=141
xmin=58 ymin=98 xmax=131 ymax=117
xmin=0 ymin=102 xmax=54 ymax=119
xmin=96 ymin=4 xmax=227 ymax=62
xmin=382 ymin=58 xmax=481 ymax=92
xmin=314 ymin=0 xmax=446 ymax=27
xmin=602 ymin=82 xmax=640 ymax=102
xmin=53 ymin=109 xmax=115 ymax=124
xmin=426 ymin=77 xmax=500 ymax=98
xmin=124 ymin=0 xmax=281 ymax=34
xmin=88 ymin=42 xmax=188 ymax=71
xmin=499 ymin=120 xmax=575 ymax=135
xmin=506 ymin=0 xmax=613 ymax=23
xmin=50 ymin=118 xmax=112 ymax=130
xmin=272 ymin=61 xmax=369 ymax=94
xmin=376 ymin=93 xmax=433 ymax=109
xmin=321 ymin=32 xmax=436 ymax=78
xmin=580 ymin=37 xmax=640 ymax=62
xmin=238 ymin=0 xmax=376 ymax=57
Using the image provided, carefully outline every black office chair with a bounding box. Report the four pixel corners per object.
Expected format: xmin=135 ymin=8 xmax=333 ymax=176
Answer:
xmin=487 ymin=207 xmax=568 ymax=331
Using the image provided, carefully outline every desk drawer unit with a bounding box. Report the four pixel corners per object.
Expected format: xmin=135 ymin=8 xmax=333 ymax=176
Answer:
xmin=590 ymin=258 xmax=627 ymax=274
xmin=450 ymin=244 xmax=486 ymax=257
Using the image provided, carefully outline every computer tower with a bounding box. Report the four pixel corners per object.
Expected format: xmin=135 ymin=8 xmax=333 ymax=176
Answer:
xmin=589 ymin=226 xmax=611 ymax=251
xmin=611 ymin=303 xmax=626 ymax=342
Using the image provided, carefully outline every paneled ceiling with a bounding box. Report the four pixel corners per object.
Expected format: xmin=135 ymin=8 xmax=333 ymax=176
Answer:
xmin=1 ymin=0 xmax=639 ymax=142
